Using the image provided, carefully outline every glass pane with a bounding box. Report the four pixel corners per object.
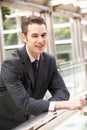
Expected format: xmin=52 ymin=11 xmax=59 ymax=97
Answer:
xmin=53 ymin=16 xmax=69 ymax=24
xmin=5 ymin=49 xmax=16 ymax=56
xmin=60 ymin=68 xmax=75 ymax=96
xmin=54 ymin=27 xmax=71 ymax=40
xmin=74 ymin=65 xmax=87 ymax=93
xmin=60 ymin=63 xmax=87 ymax=96
xmin=84 ymin=25 xmax=87 ymax=34
xmin=56 ymin=44 xmax=72 ymax=63
xmin=4 ymin=33 xmax=18 ymax=46
xmin=3 ymin=17 xmax=16 ymax=30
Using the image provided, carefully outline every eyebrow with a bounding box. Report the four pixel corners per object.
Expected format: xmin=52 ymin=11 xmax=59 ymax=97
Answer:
xmin=31 ymin=32 xmax=47 ymax=36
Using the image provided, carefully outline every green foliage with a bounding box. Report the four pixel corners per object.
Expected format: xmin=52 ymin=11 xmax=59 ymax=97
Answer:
xmin=53 ymin=16 xmax=69 ymax=24
xmin=4 ymin=33 xmax=18 ymax=46
xmin=2 ymin=8 xmax=17 ymax=46
xmin=53 ymin=16 xmax=70 ymax=40
xmin=53 ymin=16 xmax=72 ymax=63
xmin=54 ymin=27 xmax=71 ymax=40
xmin=3 ymin=18 xmax=16 ymax=30
xmin=2 ymin=7 xmax=11 ymax=21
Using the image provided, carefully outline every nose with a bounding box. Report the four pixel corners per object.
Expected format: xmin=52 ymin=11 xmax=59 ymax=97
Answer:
xmin=38 ymin=36 xmax=43 ymax=43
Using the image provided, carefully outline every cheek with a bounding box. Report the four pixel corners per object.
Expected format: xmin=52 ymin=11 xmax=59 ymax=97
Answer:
xmin=27 ymin=40 xmax=36 ymax=50
xmin=44 ymin=37 xmax=47 ymax=42
xmin=27 ymin=37 xmax=36 ymax=44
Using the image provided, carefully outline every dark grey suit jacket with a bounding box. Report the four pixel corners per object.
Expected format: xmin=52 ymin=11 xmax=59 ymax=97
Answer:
xmin=0 ymin=45 xmax=70 ymax=129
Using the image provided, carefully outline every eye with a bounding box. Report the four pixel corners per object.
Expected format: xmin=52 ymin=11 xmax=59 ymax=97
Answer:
xmin=33 ymin=36 xmax=38 ymax=37
xmin=32 ymin=35 xmax=38 ymax=38
xmin=42 ymin=33 xmax=47 ymax=37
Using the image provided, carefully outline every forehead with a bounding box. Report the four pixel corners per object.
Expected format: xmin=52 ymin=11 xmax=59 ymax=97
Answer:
xmin=27 ymin=23 xmax=47 ymax=34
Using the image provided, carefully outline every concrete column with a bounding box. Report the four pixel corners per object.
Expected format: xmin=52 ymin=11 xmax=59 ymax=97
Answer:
xmin=0 ymin=6 xmax=5 ymax=70
xmin=70 ymin=18 xmax=84 ymax=62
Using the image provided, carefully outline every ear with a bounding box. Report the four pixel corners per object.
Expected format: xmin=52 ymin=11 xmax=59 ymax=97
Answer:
xmin=21 ymin=33 xmax=27 ymax=43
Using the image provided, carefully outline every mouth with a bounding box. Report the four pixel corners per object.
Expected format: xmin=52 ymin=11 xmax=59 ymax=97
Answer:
xmin=36 ymin=45 xmax=44 ymax=49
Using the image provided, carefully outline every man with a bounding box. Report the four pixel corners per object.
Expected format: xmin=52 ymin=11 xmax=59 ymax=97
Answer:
xmin=0 ymin=16 xmax=86 ymax=130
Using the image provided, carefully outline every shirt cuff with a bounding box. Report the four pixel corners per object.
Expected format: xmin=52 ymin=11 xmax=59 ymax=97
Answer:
xmin=49 ymin=101 xmax=56 ymax=112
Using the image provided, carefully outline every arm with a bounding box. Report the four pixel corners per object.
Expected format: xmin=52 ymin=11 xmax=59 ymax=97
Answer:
xmin=1 ymin=57 xmax=49 ymax=116
xmin=55 ymin=97 xmax=87 ymax=110
xmin=47 ymin=56 xmax=87 ymax=111
xmin=48 ymin=56 xmax=70 ymax=101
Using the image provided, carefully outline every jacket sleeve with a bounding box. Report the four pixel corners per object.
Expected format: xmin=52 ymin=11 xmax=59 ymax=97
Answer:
xmin=48 ymin=56 xmax=70 ymax=101
xmin=1 ymin=56 xmax=49 ymax=116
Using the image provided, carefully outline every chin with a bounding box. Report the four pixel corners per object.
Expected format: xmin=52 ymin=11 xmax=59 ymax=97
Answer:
xmin=37 ymin=48 xmax=44 ymax=53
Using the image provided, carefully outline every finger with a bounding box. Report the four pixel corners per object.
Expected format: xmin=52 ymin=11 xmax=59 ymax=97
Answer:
xmin=80 ymin=97 xmax=86 ymax=105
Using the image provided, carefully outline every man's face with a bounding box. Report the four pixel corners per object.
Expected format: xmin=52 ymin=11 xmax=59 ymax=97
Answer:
xmin=22 ymin=23 xmax=47 ymax=58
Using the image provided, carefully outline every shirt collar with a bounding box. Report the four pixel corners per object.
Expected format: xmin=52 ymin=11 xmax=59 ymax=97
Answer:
xmin=26 ymin=47 xmax=40 ymax=63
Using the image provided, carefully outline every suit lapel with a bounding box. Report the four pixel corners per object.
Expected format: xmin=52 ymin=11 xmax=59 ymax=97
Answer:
xmin=24 ymin=57 xmax=34 ymax=87
xmin=17 ymin=45 xmax=34 ymax=87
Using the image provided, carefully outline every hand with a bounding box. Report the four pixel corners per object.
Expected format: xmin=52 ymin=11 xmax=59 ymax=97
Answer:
xmin=66 ymin=97 xmax=87 ymax=110
xmin=55 ymin=97 xmax=87 ymax=110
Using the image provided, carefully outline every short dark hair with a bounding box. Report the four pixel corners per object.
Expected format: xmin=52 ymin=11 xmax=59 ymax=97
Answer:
xmin=21 ymin=15 xmax=46 ymax=36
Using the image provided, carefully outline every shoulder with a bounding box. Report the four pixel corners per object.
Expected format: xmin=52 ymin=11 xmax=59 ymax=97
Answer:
xmin=2 ymin=45 xmax=25 ymax=65
xmin=1 ymin=49 xmax=23 ymax=76
xmin=3 ymin=50 xmax=20 ymax=64
xmin=42 ymin=52 xmax=57 ymax=70
xmin=42 ymin=52 xmax=55 ymax=60
xmin=42 ymin=52 xmax=56 ymax=65
xmin=1 ymin=47 xmax=23 ymax=70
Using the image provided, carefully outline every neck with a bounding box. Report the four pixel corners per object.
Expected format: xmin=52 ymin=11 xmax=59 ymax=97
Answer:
xmin=26 ymin=46 xmax=40 ymax=60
